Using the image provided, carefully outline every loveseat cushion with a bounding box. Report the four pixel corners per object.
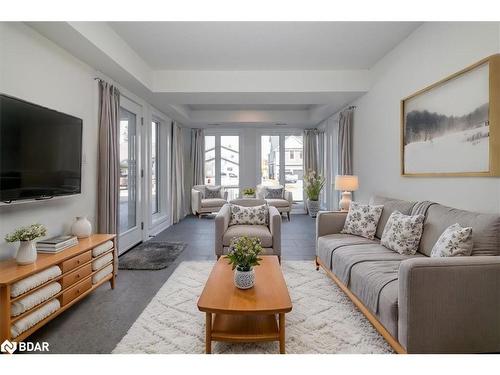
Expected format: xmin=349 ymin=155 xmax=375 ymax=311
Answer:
xmin=371 ymin=196 xmax=417 ymax=239
xmin=265 ymin=198 xmax=290 ymax=208
xmin=419 ymin=204 xmax=500 ymax=256
xmin=223 ymin=225 xmax=273 ymax=247
xmin=201 ymin=198 xmax=227 ymax=208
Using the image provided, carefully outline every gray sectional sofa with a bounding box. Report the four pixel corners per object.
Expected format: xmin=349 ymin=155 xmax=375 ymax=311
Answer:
xmin=315 ymin=195 xmax=500 ymax=354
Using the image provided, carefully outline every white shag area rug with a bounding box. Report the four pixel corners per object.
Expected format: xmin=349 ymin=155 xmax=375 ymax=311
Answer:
xmin=113 ymin=261 xmax=393 ymax=354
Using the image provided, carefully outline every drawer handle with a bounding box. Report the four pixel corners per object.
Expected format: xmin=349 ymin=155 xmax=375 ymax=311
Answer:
xmin=76 ymin=289 xmax=80 ymax=294
xmin=76 ymin=260 xmax=81 ymax=264
xmin=76 ymin=274 xmax=80 ymax=278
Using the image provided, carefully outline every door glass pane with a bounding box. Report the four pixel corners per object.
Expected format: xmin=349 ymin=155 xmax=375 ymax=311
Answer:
xmin=204 ymin=136 xmax=215 ymax=185
xmin=284 ymin=135 xmax=303 ymax=201
xmin=261 ymin=135 xmax=280 ymax=186
xmin=119 ymin=108 xmax=137 ymax=233
xmin=151 ymin=121 xmax=159 ymax=215
xmin=221 ymin=136 xmax=239 ymax=190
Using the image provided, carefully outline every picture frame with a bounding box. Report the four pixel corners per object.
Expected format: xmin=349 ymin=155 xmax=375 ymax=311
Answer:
xmin=401 ymin=54 xmax=500 ymax=177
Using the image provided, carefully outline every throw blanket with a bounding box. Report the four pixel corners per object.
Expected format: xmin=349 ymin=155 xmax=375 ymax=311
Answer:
xmin=11 ymin=266 xmax=62 ymax=298
xmin=92 ymin=252 xmax=113 ymax=271
xmin=92 ymin=264 xmax=113 ymax=284
xmin=92 ymin=241 xmax=114 ymax=257
xmin=11 ymin=299 xmax=60 ymax=338
xmin=411 ymin=200 xmax=436 ymax=216
xmin=11 ymin=282 xmax=61 ymax=317
xmin=331 ymin=244 xmax=423 ymax=313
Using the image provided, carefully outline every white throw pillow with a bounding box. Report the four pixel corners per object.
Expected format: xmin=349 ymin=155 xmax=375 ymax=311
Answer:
xmin=430 ymin=223 xmax=473 ymax=257
xmin=229 ymin=204 xmax=269 ymax=226
xmin=341 ymin=202 xmax=383 ymax=240
xmin=380 ymin=211 xmax=425 ymax=255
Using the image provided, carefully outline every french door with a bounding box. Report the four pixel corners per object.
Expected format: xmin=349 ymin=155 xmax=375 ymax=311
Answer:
xmin=118 ymin=97 xmax=143 ymax=254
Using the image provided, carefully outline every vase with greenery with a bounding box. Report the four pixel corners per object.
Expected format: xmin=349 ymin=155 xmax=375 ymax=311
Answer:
xmin=242 ymin=187 xmax=256 ymax=198
xmin=5 ymin=224 xmax=47 ymax=265
xmin=304 ymin=169 xmax=326 ymax=218
xmin=225 ymin=236 xmax=263 ymax=289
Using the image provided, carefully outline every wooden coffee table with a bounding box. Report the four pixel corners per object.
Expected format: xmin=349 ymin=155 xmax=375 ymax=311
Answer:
xmin=197 ymin=256 xmax=292 ymax=354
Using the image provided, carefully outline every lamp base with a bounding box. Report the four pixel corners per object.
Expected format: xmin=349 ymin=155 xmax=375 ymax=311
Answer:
xmin=339 ymin=191 xmax=352 ymax=211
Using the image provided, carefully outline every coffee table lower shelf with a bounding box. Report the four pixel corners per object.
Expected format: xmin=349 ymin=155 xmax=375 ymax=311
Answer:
xmin=205 ymin=312 xmax=286 ymax=354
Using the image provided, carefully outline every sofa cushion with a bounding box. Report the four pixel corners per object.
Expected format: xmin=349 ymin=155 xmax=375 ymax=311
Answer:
xmin=316 ymin=234 xmax=378 ymax=269
xmin=419 ymin=204 xmax=500 ymax=256
xmin=430 ymin=223 xmax=473 ymax=258
xmin=265 ymin=198 xmax=289 ymax=208
xmin=201 ymin=198 xmax=227 ymax=208
xmin=223 ymin=225 xmax=273 ymax=247
xmin=341 ymin=202 xmax=384 ymax=240
xmin=380 ymin=211 xmax=425 ymax=255
xmin=371 ymin=196 xmax=417 ymax=239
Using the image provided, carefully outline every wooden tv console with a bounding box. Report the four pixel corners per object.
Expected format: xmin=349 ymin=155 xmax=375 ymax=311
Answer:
xmin=0 ymin=234 xmax=116 ymax=343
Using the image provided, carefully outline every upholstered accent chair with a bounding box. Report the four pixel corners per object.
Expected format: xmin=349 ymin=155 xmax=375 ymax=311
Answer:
xmin=191 ymin=185 xmax=228 ymax=217
xmin=215 ymin=198 xmax=282 ymax=261
xmin=256 ymin=185 xmax=293 ymax=221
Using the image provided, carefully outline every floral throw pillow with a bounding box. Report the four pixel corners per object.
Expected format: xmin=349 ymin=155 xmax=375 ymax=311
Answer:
xmin=430 ymin=223 xmax=473 ymax=257
xmin=380 ymin=211 xmax=425 ymax=255
xmin=340 ymin=202 xmax=383 ymax=240
xmin=265 ymin=187 xmax=284 ymax=199
xmin=229 ymin=204 xmax=269 ymax=226
xmin=205 ymin=186 xmax=222 ymax=199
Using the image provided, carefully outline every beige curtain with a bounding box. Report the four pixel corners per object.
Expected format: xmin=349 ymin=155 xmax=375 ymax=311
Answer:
xmin=337 ymin=108 xmax=354 ymax=202
xmin=191 ymin=129 xmax=205 ymax=186
xmin=97 ymin=80 xmax=120 ymax=235
xmin=303 ymin=129 xmax=318 ymax=175
xmin=171 ymin=122 xmax=186 ymax=224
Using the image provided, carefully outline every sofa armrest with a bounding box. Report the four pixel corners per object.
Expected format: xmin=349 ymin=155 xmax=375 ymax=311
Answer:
xmin=191 ymin=189 xmax=202 ymax=215
xmin=398 ymin=256 xmax=500 ymax=353
xmin=269 ymin=206 xmax=281 ymax=256
xmin=284 ymin=190 xmax=293 ymax=206
xmin=316 ymin=211 xmax=347 ymax=238
xmin=214 ymin=204 xmax=231 ymax=256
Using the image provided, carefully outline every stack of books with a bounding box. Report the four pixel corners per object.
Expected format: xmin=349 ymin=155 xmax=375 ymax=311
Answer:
xmin=36 ymin=235 xmax=79 ymax=254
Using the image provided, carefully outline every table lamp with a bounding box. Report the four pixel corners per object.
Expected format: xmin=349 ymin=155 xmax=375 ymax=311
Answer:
xmin=334 ymin=175 xmax=359 ymax=211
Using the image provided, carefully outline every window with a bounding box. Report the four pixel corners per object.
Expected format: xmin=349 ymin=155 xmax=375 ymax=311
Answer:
xmin=261 ymin=135 xmax=280 ymax=186
xmin=151 ymin=121 xmax=159 ymax=214
xmin=119 ymin=107 xmax=137 ymax=233
xmin=205 ymin=135 xmax=240 ymax=199
xmin=289 ymin=150 xmax=295 ymax=159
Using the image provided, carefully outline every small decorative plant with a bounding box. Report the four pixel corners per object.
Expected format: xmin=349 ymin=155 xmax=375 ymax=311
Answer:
xmin=304 ymin=169 xmax=326 ymax=201
xmin=226 ymin=236 xmax=263 ymax=289
xmin=5 ymin=224 xmax=47 ymax=243
xmin=242 ymin=187 xmax=256 ymax=196
xmin=226 ymin=236 xmax=263 ymax=271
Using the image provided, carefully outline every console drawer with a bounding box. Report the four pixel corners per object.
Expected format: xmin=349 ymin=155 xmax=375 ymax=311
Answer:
xmin=61 ymin=251 xmax=91 ymax=273
xmin=61 ymin=277 xmax=92 ymax=306
xmin=61 ymin=264 xmax=92 ymax=289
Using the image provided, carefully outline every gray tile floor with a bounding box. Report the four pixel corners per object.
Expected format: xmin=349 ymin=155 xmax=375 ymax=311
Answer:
xmin=28 ymin=213 xmax=316 ymax=354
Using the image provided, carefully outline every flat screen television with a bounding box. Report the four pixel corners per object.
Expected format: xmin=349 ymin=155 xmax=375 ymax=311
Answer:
xmin=0 ymin=94 xmax=82 ymax=203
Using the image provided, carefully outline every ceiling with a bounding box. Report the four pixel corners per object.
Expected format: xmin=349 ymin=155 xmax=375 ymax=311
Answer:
xmin=30 ymin=22 xmax=422 ymax=128
xmin=109 ymin=22 xmax=420 ymax=71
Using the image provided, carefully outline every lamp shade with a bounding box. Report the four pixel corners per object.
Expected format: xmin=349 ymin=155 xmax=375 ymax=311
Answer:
xmin=334 ymin=175 xmax=359 ymax=191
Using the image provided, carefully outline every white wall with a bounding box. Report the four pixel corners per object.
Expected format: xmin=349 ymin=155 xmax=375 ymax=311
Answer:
xmin=0 ymin=23 xmax=172 ymax=260
xmin=351 ymin=22 xmax=500 ymax=213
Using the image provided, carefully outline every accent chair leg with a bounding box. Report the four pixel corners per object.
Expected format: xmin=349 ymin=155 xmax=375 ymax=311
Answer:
xmin=287 ymin=212 xmax=291 ymax=221
xmin=278 ymin=256 xmax=281 ymax=264
xmin=315 ymin=256 xmax=320 ymax=271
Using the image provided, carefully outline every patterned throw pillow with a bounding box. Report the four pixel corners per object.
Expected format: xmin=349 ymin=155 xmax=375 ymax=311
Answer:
xmin=229 ymin=204 xmax=268 ymax=226
xmin=265 ymin=187 xmax=284 ymax=199
xmin=341 ymin=202 xmax=383 ymax=240
xmin=205 ymin=186 xmax=222 ymax=199
xmin=430 ymin=223 xmax=473 ymax=257
xmin=380 ymin=211 xmax=425 ymax=255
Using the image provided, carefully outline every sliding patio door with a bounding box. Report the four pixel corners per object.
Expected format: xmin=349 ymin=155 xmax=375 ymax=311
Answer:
xmin=118 ymin=97 xmax=143 ymax=254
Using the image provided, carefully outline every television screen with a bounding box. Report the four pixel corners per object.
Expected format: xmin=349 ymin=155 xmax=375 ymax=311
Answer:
xmin=0 ymin=95 xmax=82 ymax=202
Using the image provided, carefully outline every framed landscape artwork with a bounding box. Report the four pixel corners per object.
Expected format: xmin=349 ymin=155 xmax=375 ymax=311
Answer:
xmin=401 ymin=54 xmax=500 ymax=176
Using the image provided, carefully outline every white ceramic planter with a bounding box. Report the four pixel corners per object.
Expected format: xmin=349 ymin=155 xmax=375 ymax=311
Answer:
xmin=234 ymin=267 xmax=255 ymax=289
xmin=307 ymin=199 xmax=320 ymax=218
xmin=71 ymin=216 xmax=92 ymax=238
xmin=16 ymin=240 xmax=37 ymax=265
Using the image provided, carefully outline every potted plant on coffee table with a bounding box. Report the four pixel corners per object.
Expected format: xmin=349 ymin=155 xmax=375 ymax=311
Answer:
xmin=225 ymin=236 xmax=263 ymax=289
xmin=304 ymin=169 xmax=326 ymax=218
